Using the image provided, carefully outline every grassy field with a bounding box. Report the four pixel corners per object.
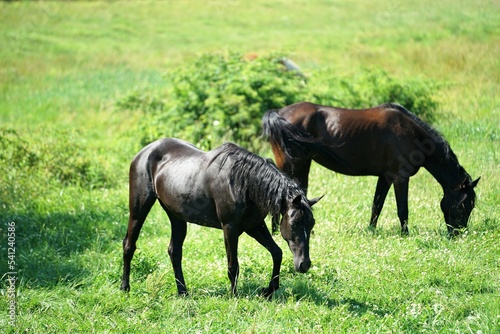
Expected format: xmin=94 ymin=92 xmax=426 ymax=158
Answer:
xmin=1 ymin=0 xmax=499 ymax=333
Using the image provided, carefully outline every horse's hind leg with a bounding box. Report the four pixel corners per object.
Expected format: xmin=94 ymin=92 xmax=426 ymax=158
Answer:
xmin=222 ymin=224 xmax=242 ymax=295
xmin=163 ymin=209 xmax=188 ymax=295
xmin=121 ymin=170 xmax=157 ymax=292
xmin=289 ymin=158 xmax=312 ymax=195
xmin=370 ymin=176 xmax=392 ymax=230
xmin=272 ymin=157 xmax=311 ymax=234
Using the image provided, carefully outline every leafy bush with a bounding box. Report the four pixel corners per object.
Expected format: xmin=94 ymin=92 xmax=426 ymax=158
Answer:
xmin=118 ymin=51 xmax=308 ymax=151
xmin=0 ymin=128 xmax=112 ymax=192
xmin=116 ymin=51 xmax=439 ymax=151
xmin=0 ymin=128 xmax=39 ymax=169
xmin=307 ymin=68 xmax=439 ymax=123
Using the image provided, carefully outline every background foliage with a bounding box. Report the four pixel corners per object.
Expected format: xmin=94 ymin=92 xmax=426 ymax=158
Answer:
xmin=117 ymin=51 xmax=439 ymax=151
xmin=117 ymin=51 xmax=308 ymax=150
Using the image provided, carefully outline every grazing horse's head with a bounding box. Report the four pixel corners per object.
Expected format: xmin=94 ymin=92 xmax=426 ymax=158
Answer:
xmin=279 ymin=195 xmax=322 ymax=273
xmin=441 ymin=177 xmax=480 ymax=236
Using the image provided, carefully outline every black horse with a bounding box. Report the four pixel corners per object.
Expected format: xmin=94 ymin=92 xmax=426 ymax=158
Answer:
xmin=121 ymin=138 xmax=321 ymax=297
xmin=262 ymin=101 xmax=479 ymax=236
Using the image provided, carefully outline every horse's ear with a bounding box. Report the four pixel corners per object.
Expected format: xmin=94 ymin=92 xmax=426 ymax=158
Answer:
xmin=470 ymin=177 xmax=480 ymax=188
xmin=308 ymin=194 xmax=325 ymax=207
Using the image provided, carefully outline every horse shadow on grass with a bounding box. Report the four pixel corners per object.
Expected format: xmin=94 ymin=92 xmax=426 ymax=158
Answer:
xmin=280 ymin=281 xmax=388 ymax=317
xmin=0 ymin=206 xmax=124 ymax=289
xmin=193 ymin=276 xmax=389 ymax=317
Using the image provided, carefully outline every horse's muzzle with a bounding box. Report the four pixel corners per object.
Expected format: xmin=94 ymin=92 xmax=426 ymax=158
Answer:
xmin=297 ymin=259 xmax=311 ymax=273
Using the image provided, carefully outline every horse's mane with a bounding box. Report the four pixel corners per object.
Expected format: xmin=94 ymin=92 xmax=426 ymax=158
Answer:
xmin=211 ymin=143 xmax=305 ymax=216
xmin=387 ymin=103 xmax=470 ymax=181
xmin=386 ymin=103 xmax=448 ymax=150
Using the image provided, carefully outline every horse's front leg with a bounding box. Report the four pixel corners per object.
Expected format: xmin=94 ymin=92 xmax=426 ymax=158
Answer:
xmin=394 ymin=178 xmax=410 ymax=235
xmin=222 ymin=224 xmax=241 ymax=295
xmin=246 ymin=222 xmax=283 ymax=298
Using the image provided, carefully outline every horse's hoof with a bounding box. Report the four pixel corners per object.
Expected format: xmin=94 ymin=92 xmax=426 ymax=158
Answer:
xmin=260 ymin=287 xmax=276 ymax=299
xmin=120 ymin=284 xmax=130 ymax=292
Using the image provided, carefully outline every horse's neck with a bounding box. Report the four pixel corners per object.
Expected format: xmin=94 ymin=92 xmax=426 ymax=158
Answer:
xmin=423 ymin=146 xmax=467 ymax=191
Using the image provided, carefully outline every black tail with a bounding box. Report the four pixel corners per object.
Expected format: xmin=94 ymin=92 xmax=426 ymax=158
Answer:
xmin=262 ymin=109 xmax=345 ymax=165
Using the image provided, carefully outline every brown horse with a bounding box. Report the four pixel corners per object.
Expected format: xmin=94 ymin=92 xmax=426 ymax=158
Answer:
xmin=121 ymin=138 xmax=321 ymax=297
xmin=262 ymin=101 xmax=479 ymax=236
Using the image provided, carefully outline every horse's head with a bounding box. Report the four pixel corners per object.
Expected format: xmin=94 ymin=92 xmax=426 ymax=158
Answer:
xmin=441 ymin=177 xmax=480 ymax=236
xmin=280 ymin=194 xmax=322 ymax=273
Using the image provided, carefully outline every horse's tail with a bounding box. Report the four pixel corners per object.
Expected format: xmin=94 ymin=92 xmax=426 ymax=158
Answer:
xmin=262 ymin=109 xmax=345 ymax=165
xmin=262 ymin=109 xmax=312 ymax=159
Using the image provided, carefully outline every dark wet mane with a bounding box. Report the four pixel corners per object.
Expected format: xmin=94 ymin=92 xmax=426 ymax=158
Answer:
xmin=212 ymin=143 xmax=305 ymax=216
xmin=387 ymin=103 xmax=470 ymax=180
xmin=386 ymin=103 xmax=448 ymax=151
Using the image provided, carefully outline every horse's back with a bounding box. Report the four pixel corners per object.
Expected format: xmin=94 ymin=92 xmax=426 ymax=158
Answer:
xmin=135 ymin=139 xmax=243 ymax=228
xmin=133 ymin=138 xmax=201 ymax=164
xmin=146 ymin=138 xmax=209 ymax=192
xmin=279 ymin=102 xmax=400 ymax=129
xmin=277 ymin=102 xmax=426 ymax=175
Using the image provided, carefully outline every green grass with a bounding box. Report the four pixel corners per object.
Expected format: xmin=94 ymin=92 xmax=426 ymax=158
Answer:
xmin=1 ymin=0 xmax=499 ymax=333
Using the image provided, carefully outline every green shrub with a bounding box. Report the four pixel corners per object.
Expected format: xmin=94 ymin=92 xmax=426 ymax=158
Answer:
xmin=118 ymin=51 xmax=308 ymax=151
xmin=0 ymin=128 xmax=39 ymax=169
xmin=0 ymin=128 xmax=112 ymax=192
xmin=307 ymin=68 xmax=439 ymax=123
xmin=116 ymin=51 xmax=439 ymax=151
